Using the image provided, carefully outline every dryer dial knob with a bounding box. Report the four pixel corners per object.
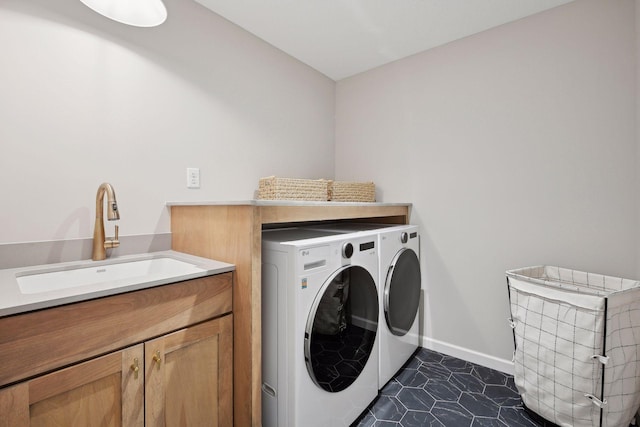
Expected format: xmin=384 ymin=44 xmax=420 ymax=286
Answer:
xmin=400 ymin=232 xmax=409 ymax=244
xmin=342 ymin=242 xmax=354 ymax=259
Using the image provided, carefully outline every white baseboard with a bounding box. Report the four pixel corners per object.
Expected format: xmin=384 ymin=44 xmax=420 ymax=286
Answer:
xmin=421 ymin=336 xmax=514 ymax=375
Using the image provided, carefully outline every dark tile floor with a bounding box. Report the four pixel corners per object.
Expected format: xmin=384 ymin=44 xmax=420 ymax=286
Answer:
xmin=353 ymin=347 xmax=555 ymax=427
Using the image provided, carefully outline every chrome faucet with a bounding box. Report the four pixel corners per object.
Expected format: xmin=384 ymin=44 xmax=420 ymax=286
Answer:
xmin=92 ymin=182 xmax=120 ymax=261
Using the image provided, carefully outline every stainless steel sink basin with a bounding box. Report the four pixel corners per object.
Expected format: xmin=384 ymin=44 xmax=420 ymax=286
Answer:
xmin=17 ymin=256 xmax=205 ymax=294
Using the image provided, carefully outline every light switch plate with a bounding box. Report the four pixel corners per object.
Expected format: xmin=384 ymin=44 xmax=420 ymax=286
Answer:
xmin=187 ymin=168 xmax=200 ymax=189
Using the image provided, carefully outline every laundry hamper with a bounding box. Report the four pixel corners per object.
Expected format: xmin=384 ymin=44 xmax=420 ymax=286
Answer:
xmin=506 ymin=266 xmax=640 ymax=427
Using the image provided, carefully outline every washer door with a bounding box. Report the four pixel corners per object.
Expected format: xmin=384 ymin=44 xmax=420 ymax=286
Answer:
xmin=384 ymin=248 xmax=421 ymax=336
xmin=304 ymin=265 xmax=378 ymax=393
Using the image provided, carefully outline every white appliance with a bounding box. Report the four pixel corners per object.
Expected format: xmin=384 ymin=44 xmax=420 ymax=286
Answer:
xmin=303 ymin=223 xmax=422 ymax=389
xmin=376 ymin=225 xmax=421 ymax=387
xmin=261 ymin=228 xmax=380 ymax=427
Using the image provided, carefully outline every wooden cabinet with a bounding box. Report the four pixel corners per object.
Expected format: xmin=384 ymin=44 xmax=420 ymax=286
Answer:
xmin=0 ymin=274 xmax=233 ymax=427
xmin=145 ymin=316 xmax=233 ymax=427
xmin=0 ymin=345 xmax=144 ymax=427
xmin=169 ymin=201 xmax=410 ymax=426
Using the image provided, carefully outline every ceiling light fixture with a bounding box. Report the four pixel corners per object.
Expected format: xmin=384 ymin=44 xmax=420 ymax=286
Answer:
xmin=79 ymin=0 xmax=167 ymax=27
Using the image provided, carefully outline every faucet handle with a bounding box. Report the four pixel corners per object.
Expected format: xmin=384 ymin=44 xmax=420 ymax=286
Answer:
xmin=114 ymin=225 xmax=119 ymax=241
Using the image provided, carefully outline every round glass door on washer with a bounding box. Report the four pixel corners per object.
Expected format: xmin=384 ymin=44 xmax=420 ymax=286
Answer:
xmin=262 ymin=228 xmax=379 ymax=427
xmin=305 ymin=264 xmax=378 ymax=393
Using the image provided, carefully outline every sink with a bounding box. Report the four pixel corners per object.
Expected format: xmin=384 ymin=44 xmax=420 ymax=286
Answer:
xmin=17 ymin=257 xmax=206 ymax=294
xmin=1 ymin=250 xmax=234 ymax=318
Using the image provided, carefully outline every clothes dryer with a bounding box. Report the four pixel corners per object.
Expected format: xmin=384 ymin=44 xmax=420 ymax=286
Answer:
xmin=261 ymin=228 xmax=380 ymax=427
xmin=377 ymin=225 xmax=421 ymax=387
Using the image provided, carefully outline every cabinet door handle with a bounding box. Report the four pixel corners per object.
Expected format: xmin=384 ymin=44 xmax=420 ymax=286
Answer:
xmin=130 ymin=358 xmax=139 ymax=379
xmin=152 ymin=350 xmax=162 ymax=369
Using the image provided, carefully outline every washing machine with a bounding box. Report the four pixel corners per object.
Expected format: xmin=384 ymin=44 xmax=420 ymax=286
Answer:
xmin=261 ymin=228 xmax=380 ymax=427
xmin=303 ymin=223 xmax=422 ymax=389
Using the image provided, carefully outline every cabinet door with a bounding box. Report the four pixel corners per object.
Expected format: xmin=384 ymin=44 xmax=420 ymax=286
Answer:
xmin=145 ymin=315 xmax=233 ymax=427
xmin=0 ymin=344 xmax=144 ymax=427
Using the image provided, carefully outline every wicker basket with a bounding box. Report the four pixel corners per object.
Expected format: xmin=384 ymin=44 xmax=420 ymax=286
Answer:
xmin=328 ymin=181 xmax=376 ymax=202
xmin=258 ymin=176 xmax=329 ymax=201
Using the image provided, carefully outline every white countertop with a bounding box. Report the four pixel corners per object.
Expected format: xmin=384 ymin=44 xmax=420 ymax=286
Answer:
xmin=166 ymin=200 xmax=412 ymax=207
xmin=0 ymin=250 xmax=234 ymax=318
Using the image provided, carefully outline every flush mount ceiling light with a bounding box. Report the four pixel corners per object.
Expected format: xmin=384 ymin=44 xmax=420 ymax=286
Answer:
xmin=79 ymin=0 xmax=167 ymax=27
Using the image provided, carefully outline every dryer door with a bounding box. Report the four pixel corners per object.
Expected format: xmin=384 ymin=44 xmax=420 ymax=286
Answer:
xmin=384 ymin=248 xmax=421 ymax=336
xmin=304 ymin=265 xmax=378 ymax=393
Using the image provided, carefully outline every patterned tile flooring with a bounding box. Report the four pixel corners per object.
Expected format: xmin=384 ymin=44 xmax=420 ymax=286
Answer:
xmin=353 ymin=347 xmax=554 ymax=427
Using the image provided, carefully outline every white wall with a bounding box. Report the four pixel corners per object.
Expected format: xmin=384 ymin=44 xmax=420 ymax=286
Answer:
xmin=637 ymin=1 xmax=640 ymax=280
xmin=336 ymin=0 xmax=638 ymax=366
xmin=0 ymin=0 xmax=335 ymax=244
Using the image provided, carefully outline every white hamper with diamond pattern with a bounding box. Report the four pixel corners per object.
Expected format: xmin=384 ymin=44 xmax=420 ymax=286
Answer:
xmin=506 ymin=266 xmax=640 ymax=427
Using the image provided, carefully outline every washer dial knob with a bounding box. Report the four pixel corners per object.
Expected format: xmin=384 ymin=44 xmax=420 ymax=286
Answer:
xmin=342 ymin=242 xmax=354 ymax=259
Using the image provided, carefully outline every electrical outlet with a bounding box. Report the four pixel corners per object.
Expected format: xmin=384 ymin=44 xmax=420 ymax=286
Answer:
xmin=187 ymin=168 xmax=200 ymax=189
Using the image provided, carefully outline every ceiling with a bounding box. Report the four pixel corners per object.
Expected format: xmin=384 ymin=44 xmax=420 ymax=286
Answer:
xmin=193 ymin=0 xmax=574 ymax=81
